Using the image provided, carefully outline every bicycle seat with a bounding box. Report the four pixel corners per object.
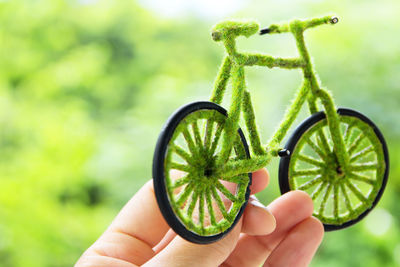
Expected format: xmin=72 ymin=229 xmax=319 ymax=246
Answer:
xmin=212 ymin=20 xmax=259 ymax=42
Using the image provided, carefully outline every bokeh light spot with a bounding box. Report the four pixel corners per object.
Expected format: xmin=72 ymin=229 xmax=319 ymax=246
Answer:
xmin=364 ymin=208 xmax=393 ymax=237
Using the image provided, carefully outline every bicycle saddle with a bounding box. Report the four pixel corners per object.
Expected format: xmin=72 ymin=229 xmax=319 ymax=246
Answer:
xmin=211 ymin=20 xmax=259 ymax=42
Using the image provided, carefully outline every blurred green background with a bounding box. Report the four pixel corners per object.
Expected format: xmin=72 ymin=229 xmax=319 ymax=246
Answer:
xmin=0 ymin=0 xmax=399 ymax=266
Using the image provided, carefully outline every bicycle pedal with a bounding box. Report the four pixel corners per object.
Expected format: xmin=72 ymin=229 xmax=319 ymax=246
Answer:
xmin=278 ymin=149 xmax=291 ymax=157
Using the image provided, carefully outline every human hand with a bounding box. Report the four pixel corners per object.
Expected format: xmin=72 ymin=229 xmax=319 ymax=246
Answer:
xmin=75 ymin=169 xmax=324 ymax=267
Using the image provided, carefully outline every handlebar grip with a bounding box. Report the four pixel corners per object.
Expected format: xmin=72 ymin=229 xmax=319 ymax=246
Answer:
xmin=303 ymin=15 xmax=339 ymax=30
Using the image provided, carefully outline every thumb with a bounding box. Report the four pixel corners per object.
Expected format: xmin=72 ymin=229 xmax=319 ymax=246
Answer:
xmin=143 ymin=220 xmax=242 ymax=267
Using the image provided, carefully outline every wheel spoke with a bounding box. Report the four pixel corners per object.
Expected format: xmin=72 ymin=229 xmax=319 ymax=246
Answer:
xmin=343 ymin=123 xmax=355 ymax=144
xmin=215 ymin=181 xmax=237 ymax=202
xmin=345 ymin=180 xmax=367 ymax=203
xmin=198 ymin=189 xmax=205 ymax=228
xmin=209 ymin=123 xmax=223 ymax=156
xmin=186 ymin=189 xmax=199 ymax=218
xmin=310 ymin=181 xmax=327 ymax=200
xmin=169 ymin=162 xmax=192 ymax=172
xmin=340 ymin=183 xmax=353 ymax=214
xmin=220 ymin=174 xmax=248 ymax=184
xmin=191 ymin=122 xmax=204 ymax=149
xmin=297 ymin=154 xmax=325 ymax=168
xmin=211 ymin=187 xmax=229 ymax=218
xmin=318 ymin=183 xmax=332 ymax=216
xmin=232 ymin=135 xmax=244 ymax=156
xmin=182 ymin=128 xmax=198 ymax=156
xmin=333 ymin=183 xmax=339 ymax=219
xmin=171 ymin=174 xmax=192 ymax=189
xmin=176 ymin=182 xmax=195 ymax=207
xmin=205 ymin=188 xmax=217 ymax=226
xmin=204 ymin=120 xmax=214 ymax=151
xmin=350 ymin=145 xmax=374 ymax=163
xmin=350 ymin=162 xmax=378 ymax=172
xmin=297 ymin=175 xmax=323 ymax=191
xmin=316 ymin=129 xmax=331 ymax=155
xmin=292 ymin=168 xmax=322 ymax=177
xmin=348 ymin=172 xmax=375 ymax=186
xmin=305 ymin=137 xmax=326 ymax=160
xmin=347 ymin=132 xmax=366 ymax=156
xmin=171 ymin=145 xmax=194 ymax=165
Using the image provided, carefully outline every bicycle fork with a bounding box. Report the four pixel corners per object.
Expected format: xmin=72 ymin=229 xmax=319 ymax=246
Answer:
xmin=294 ymin=26 xmax=350 ymax=173
xmin=217 ymin=64 xmax=246 ymax=165
xmin=315 ymin=88 xmax=351 ymax=172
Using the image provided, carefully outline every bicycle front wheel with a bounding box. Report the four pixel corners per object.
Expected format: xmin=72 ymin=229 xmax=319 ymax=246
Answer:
xmin=153 ymin=101 xmax=251 ymax=244
xmin=279 ymin=108 xmax=389 ymax=231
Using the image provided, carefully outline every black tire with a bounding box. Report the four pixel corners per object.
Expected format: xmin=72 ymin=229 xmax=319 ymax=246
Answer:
xmin=153 ymin=101 xmax=252 ymax=244
xmin=279 ymin=108 xmax=389 ymax=231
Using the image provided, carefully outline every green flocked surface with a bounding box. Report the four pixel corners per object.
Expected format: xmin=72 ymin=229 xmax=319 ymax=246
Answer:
xmin=163 ymin=15 xmax=387 ymax=236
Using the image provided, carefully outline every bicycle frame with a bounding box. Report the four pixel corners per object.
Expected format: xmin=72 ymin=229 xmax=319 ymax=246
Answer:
xmin=210 ymin=19 xmax=350 ymax=178
xmin=152 ymin=15 xmax=389 ymax=242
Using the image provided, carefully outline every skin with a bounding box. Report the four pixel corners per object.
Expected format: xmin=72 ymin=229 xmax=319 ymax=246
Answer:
xmin=75 ymin=169 xmax=324 ymax=267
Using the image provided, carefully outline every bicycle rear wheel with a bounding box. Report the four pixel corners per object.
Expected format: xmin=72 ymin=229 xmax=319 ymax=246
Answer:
xmin=279 ymin=108 xmax=389 ymax=231
xmin=153 ymin=101 xmax=251 ymax=243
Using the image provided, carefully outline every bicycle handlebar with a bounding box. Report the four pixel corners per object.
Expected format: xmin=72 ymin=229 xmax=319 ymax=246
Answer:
xmin=259 ymin=15 xmax=338 ymax=35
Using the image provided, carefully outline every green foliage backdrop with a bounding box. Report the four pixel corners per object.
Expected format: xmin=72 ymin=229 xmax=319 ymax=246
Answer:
xmin=0 ymin=0 xmax=399 ymax=266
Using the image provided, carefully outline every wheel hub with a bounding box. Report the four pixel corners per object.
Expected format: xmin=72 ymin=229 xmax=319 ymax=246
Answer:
xmin=321 ymin=153 xmax=346 ymax=183
xmin=336 ymin=166 xmax=344 ymax=176
xmin=196 ymin=156 xmax=217 ymax=180
xmin=204 ymin=168 xmax=213 ymax=177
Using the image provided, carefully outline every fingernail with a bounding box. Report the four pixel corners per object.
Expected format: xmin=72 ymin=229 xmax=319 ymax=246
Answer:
xmin=249 ymin=198 xmax=269 ymax=212
xmin=250 ymin=195 xmax=259 ymax=201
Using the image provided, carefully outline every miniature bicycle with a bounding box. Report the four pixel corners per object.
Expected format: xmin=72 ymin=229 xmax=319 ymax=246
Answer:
xmin=153 ymin=15 xmax=389 ymax=244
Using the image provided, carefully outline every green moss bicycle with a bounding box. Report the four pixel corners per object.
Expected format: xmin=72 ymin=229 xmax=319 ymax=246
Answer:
xmin=153 ymin=15 xmax=389 ymax=244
